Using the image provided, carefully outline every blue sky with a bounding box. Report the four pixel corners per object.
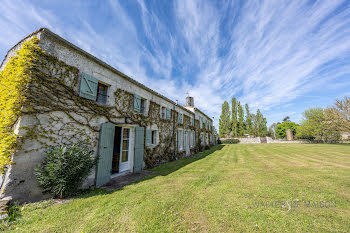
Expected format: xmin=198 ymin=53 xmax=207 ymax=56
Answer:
xmin=1 ymin=0 xmax=350 ymax=129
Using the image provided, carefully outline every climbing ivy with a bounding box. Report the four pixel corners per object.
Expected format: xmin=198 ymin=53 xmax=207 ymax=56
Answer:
xmin=0 ymin=38 xmax=40 ymax=172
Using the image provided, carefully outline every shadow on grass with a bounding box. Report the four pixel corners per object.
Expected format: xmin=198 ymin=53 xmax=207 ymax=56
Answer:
xmin=77 ymin=144 xmax=225 ymax=199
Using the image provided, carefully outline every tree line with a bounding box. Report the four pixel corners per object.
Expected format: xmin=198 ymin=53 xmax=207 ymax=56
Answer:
xmin=268 ymin=96 xmax=350 ymax=142
xmin=219 ymin=98 xmax=267 ymax=138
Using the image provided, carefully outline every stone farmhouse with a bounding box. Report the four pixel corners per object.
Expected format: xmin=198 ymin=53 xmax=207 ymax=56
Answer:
xmin=0 ymin=28 xmax=216 ymax=202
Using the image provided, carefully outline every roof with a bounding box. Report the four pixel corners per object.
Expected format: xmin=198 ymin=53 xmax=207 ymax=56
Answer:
xmin=182 ymin=105 xmax=213 ymax=122
xmin=1 ymin=28 xmax=211 ymax=117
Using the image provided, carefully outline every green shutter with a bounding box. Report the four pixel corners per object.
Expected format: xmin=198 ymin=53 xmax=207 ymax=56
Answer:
xmin=134 ymin=126 xmax=144 ymax=172
xmin=96 ymin=123 xmax=115 ymax=187
xmin=177 ymin=130 xmax=180 ymax=150
xmin=184 ymin=131 xmax=187 ymax=148
xmin=145 ymin=129 xmax=152 ymax=146
xmin=193 ymin=132 xmax=196 ymax=146
xmin=79 ymin=72 xmax=98 ymax=100
xmin=134 ymin=94 xmax=141 ymax=112
xmin=166 ymin=108 xmax=171 ymax=120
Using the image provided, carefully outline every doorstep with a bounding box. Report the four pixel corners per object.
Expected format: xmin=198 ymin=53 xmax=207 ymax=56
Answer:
xmin=101 ymin=170 xmax=153 ymax=191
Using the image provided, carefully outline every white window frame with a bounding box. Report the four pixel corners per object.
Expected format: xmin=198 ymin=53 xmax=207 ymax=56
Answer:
xmin=161 ymin=106 xmax=166 ymax=119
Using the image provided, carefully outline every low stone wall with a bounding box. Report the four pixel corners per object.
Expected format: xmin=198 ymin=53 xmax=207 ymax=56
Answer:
xmin=221 ymin=137 xmax=308 ymax=144
xmin=236 ymin=138 xmax=261 ymax=143
xmin=266 ymin=137 xmax=308 ymax=143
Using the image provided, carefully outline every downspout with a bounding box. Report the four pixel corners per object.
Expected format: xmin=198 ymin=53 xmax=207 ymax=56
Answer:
xmin=173 ymin=101 xmax=177 ymax=159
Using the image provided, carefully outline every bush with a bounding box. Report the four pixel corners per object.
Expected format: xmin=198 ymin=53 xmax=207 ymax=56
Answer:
xmin=217 ymin=139 xmax=222 ymax=144
xmin=35 ymin=143 xmax=97 ymax=198
xmin=276 ymin=122 xmax=298 ymax=138
xmin=204 ymin=145 xmax=210 ymax=150
xmin=221 ymin=139 xmax=240 ymax=144
xmin=7 ymin=201 xmax=21 ymax=222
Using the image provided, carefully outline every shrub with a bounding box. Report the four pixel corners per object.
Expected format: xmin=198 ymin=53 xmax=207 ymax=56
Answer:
xmin=35 ymin=143 xmax=96 ymax=198
xmin=204 ymin=145 xmax=210 ymax=150
xmin=276 ymin=122 xmax=298 ymax=138
xmin=221 ymin=139 xmax=240 ymax=144
xmin=217 ymin=139 xmax=222 ymax=144
xmin=7 ymin=201 xmax=21 ymax=222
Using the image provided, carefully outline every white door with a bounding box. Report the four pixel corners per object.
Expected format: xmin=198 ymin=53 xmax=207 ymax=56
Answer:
xmin=119 ymin=128 xmax=131 ymax=173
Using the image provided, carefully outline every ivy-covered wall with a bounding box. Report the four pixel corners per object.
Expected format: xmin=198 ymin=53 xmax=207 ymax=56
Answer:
xmin=0 ymin=29 xmax=215 ymax=201
xmin=0 ymin=38 xmax=37 ymax=172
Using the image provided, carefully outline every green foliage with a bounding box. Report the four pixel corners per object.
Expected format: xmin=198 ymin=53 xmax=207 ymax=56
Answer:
xmin=251 ymin=109 xmax=267 ymax=137
xmin=221 ymin=139 xmax=239 ymax=144
xmin=220 ymin=97 xmax=268 ymax=138
xmin=296 ymin=108 xmax=325 ymax=141
xmin=237 ymin=102 xmax=244 ymax=136
xmin=245 ymin=103 xmax=252 ymax=135
xmin=7 ymin=201 xmax=21 ymax=222
xmin=324 ymin=96 xmax=350 ymax=133
xmin=231 ymin=97 xmax=238 ymax=137
xmin=0 ymin=38 xmax=40 ymax=172
xmin=219 ymin=101 xmax=231 ymax=137
xmin=296 ymin=107 xmax=340 ymax=142
xmin=276 ymin=121 xmax=298 ymax=139
xmin=268 ymin=123 xmax=277 ymax=139
xmin=35 ymin=143 xmax=97 ymax=198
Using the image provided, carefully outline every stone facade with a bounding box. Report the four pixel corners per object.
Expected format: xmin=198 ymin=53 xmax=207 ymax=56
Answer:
xmin=0 ymin=28 xmax=216 ymax=202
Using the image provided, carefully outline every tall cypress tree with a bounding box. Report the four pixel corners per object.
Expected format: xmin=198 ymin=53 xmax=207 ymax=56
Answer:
xmin=245 ymin=103 xmax=252 ymax=135
xmin=238 ymin=102 xmax=244 ymax=136
xmin=256 ymin=109 xmax=267 ymax=136
xmin=219 ymin=101 xmax=231 ymax=137
xmin=231 ymin=97 xmax=238 ymax=137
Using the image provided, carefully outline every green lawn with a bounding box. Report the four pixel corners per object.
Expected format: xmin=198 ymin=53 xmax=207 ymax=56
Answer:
xmin=3 ymin=144 xmax=350 ymax=232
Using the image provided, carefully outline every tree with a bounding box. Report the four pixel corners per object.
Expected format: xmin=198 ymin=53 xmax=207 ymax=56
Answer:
xmin=237 ymin=102 xmax=244 ymax=136
xmin=245 ymin=103 xmax=252 ymax=135
xmin=275 ymin=122 xmax=298 ymax=138
xmin=282 ymin=116 xmax=290 ymax=122
xmin=219 ymin=101 xmax=231 ymax=137
xmin=296 ymin=107 xmax=340 ymax=141
xmin=250 ymin=109 xmax=267 ymax=137
xmin=256 ymin=109 xmax=267 ymax=137
xmin=268 ymin=123 xmax=277 ymax=139
xmin=324 ymin=96 xmax=350 ymax=132
xmin=231 ymin=97 xmax=238 ymax=137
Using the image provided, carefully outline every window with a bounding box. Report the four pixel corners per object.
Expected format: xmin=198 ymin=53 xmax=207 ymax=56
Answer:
xmin=161 ymin=107 xmax=166 ymax=119
xmin=192 ymin=131 xmax=195 ymax=147
xmin=177 ymin=130 xmax=183 ymax=150
xmin=133 ymin=95 xmax=147 ymax=114
xmin=141 ymin=99 xmax=146 ymax=113
xmin=96 ymin=82 xmax=108 ymax=104
xmin=178 ymin=113 xmax=183 ymax=124
xmin=189 ymin=131 xmax=193 ymax=148
xmin=121 ymin=128 xmax=130 ymax=162
xmin=184 ymin=131 xmax=187 ymax=149
xmin=151 ymin=130 xmax=157 ymax=145
xmin=166 ymin=108 xmax=171 ymax=120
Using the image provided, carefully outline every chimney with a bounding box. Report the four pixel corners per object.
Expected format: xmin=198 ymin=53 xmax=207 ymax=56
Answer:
xmin=186 ymin=96 xmax=194 ymax=107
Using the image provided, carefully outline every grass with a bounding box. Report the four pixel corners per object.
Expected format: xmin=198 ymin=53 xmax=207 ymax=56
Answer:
xmin=2 ymin=143 xmax=350 ymax=232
